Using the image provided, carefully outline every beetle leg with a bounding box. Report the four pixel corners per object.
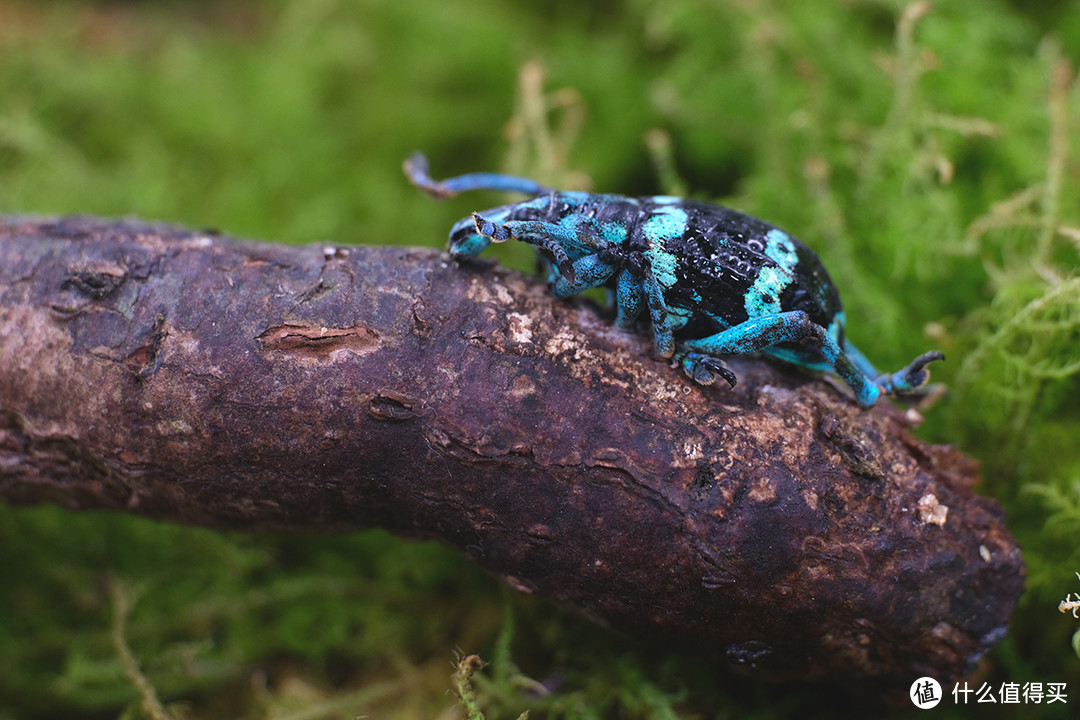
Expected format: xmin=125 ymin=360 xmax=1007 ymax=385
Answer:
xmin=404 ymin=153 xmax=551 ymax=198
xmin=680 ymin=311 xmax=944 ymax=407
xmin=678 ymin=311 xmax=887 ymax=407
xmin=642 ymin=272 xmax=677 ymax=358
xmin=472 ymin=213 xmax=580 ymax=282
xmin=615 ymin=270 xmax=645 ymax=329
xmin=473 ymin=213 xmax=625 ymax=287
xmin=549 ymin=255 xmax=619 ymax=296
xmin=838 ymin=337 xmax=880 ymax=378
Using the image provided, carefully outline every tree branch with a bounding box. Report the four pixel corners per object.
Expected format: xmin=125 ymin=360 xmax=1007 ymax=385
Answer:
xmin=0 ymin=215 xmax=1023 ymax=683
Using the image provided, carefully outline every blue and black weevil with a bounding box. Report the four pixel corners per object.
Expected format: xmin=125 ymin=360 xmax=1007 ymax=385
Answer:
xmin=405 ymin=152 xmax=942 ymax=408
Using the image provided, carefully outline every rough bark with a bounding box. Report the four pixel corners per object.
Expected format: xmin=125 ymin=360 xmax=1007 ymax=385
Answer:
xmin=0 ymin=215 xmax=1024 ymax=683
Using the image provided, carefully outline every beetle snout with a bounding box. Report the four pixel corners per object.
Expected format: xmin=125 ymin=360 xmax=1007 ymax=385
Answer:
xmin=448 ymin=222 xmax=491 ymax=259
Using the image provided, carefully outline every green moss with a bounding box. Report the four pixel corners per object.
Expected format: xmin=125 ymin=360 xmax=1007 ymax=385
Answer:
xmin=3 ymin=0 xmax=1080 ymax=716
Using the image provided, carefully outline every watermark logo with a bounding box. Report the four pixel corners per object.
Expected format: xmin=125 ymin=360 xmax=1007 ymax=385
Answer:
xmin=911 ymin=677 xmax=942 ymax=709
xmin=910 ymin=678 xmax=1069 ymax=709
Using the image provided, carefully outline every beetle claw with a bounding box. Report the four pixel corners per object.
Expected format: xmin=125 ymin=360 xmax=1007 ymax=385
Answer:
xmin=680 ymin=352 xmax=737 ymax=388
xmin=889 ymin=351 xmax=945 ymax=394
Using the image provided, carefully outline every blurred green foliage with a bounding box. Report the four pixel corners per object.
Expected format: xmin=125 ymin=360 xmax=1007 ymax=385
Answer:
xmin=2 ymin=0 xmax=1079 ymax=717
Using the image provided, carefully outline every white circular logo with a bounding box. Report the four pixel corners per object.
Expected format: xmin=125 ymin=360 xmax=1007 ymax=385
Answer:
xmin=910 ymin=677 xmax=942 ymax=709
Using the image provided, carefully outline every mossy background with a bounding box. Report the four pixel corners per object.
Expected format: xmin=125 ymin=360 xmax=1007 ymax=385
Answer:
xmin=1 ymin=0 xmax=1079 ymax=717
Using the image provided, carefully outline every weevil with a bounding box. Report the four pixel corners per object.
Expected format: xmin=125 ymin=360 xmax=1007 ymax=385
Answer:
xmin=405 ymin=152 xmax=942 ymax=408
